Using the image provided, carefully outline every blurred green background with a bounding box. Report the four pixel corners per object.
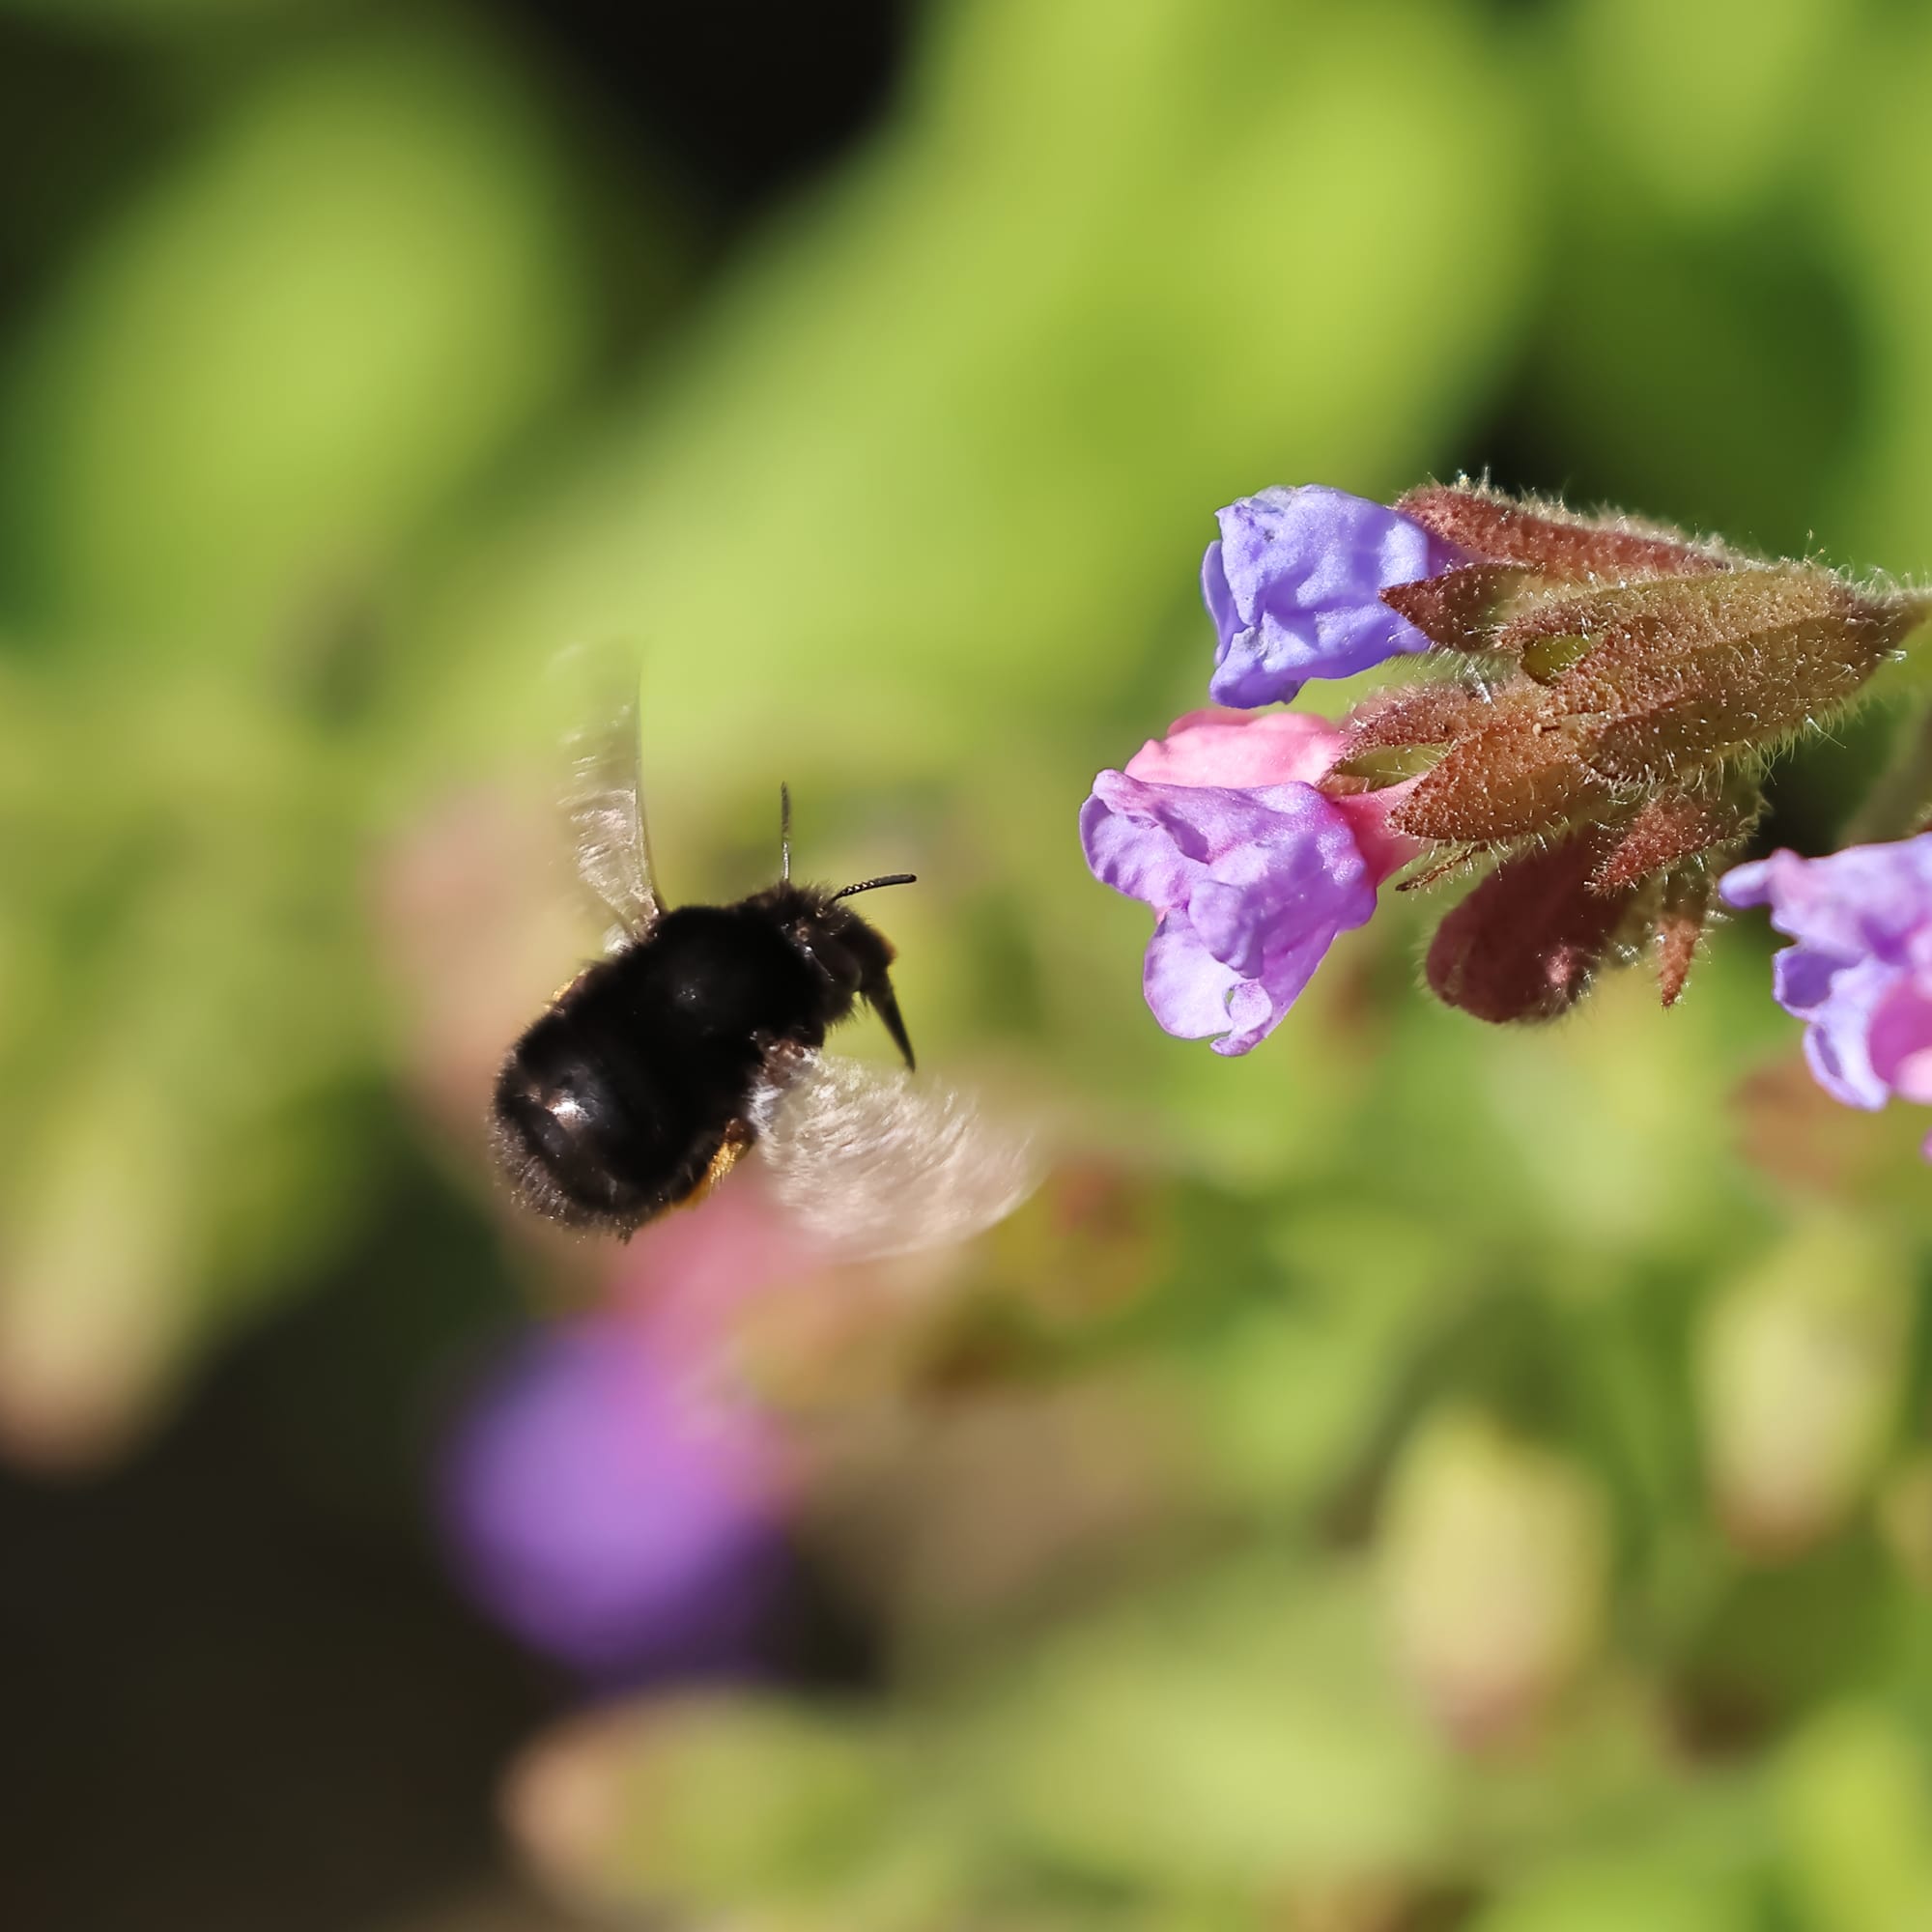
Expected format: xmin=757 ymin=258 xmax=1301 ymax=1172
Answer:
xmin=7 ymin=0 xmax=1932 ymax=1927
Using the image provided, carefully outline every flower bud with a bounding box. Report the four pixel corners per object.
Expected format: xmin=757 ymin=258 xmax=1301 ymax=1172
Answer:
xmin=1379 ymin=1408 xmax=1609 ymax=1748
xmin=1390 ymin=696 xmax=1612 ymax=845
xmin=1424 ymin=826 xmax=1634 ymax=1024
xmin=1396 ymin=480 xmax=1733 ymax=580
xmin=1530 ymin=570 xmax=1912 ymax=784
xmin=1698 ymin=1217 xmax=1910 ymax=1558
xmin=1591 ymin=783 xmax=1756 ymax=896
xmin=1333 ymin=482 xmax=1929 ymax=1020
xmin=1654 ymin=866 xmax=1717 ymax=1009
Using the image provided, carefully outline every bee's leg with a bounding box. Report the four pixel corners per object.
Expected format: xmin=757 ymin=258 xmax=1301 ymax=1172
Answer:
xmin=759 ymin=1035 xmax=813 ymax=1081
xmin=679 ymin=1119 xmax=755 ymax=1210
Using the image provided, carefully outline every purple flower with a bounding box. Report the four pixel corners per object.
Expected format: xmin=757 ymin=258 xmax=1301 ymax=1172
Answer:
xmin=1202 ymin=486 xmax=1471 ymax=707
xmin=1081 ymin=709 xmax=1418 ymax=1055
xmin=438 ymin=1315 xmax=789 ymax=1680
xmin=1720 ymin=837 xmax=1932 ymax=1154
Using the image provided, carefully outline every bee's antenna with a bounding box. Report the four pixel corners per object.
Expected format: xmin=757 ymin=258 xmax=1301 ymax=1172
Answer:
xmin=833 ymin=873 xmax=917 ymax=900
xmin=780 ymin=782 xmax=793 ymax=882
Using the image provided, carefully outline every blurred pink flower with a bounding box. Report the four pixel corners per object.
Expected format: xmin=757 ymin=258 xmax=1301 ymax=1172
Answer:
xmin=439 ymin=1310 xmax=792 ymax=1680
xmin=439 ymin=1187 xmax=827 ymax=1681
xmin=607 ymin=1172 xmax=838 ymax=1339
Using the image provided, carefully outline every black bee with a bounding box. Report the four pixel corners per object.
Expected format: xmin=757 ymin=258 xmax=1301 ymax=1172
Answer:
xmin=491 ymin=670 xmax=1034 ymax=1251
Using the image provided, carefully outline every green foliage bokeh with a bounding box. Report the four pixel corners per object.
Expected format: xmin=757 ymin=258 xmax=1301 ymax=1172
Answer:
xmin=6 ymin=0 xmax=1932 ymax=1927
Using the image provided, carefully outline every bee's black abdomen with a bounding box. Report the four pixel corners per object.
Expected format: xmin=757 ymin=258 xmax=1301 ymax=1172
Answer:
xmin=491 ymin=902 xmax=841 ymax=1235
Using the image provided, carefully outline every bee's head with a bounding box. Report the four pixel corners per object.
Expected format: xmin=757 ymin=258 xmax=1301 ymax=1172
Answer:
xmin=490 ymin=1029 xmax=651 ymax=1235
xmin=749 ymin=874 xmax=918 ymax=1072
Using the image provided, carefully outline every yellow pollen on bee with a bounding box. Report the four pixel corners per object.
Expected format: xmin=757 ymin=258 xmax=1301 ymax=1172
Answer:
xmin=679 ymin=1123 xmax=754 ymax=1211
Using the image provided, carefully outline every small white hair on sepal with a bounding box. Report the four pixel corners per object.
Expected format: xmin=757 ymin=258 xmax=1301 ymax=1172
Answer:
xmin=755 ymin=1052 xmax=1040 ymax=1263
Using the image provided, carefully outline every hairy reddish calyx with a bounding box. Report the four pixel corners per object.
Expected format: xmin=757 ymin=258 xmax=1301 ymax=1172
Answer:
xmin=1330 ymin=481 xmax=1929 ymax=1023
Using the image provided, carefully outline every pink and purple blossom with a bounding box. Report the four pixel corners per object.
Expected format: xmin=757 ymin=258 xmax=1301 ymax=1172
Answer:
xmin=1720 ymin=836 xmax=1932 ymax=1153
xmin=1202 ymin=485 xmax=1471 ymax=707
xmin=438 ymin=1312 xmax=791 ymax=1680
xmin=1081 ymin=709 xmax=1418 ymax=1056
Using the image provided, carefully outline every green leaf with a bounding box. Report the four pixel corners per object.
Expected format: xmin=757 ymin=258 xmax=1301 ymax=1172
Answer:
xmin=971 ymin=1560 xmax=1455 ymax=1887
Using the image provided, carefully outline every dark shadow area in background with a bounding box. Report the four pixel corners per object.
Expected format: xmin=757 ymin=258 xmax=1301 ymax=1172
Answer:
xmin=0 ymin=1149 xmax=879 ymax=1932
xmin=487 ymin=0 xmax=909 ymax=221
xmin=0 ymin=27 xmax=178 ymax=315
xmin=0 ymin=0 xmax=909 ymax=319
xmin=0 ymin=1334 xmax=554 ymax=1932
xmin=0 ymin=1169 xmax=562 ymax=1932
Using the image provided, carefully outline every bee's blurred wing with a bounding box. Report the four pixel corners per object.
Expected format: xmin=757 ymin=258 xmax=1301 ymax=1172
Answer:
xmin=755 ymin=1054 xmax=1040 ymax=1261
xmin=557 ymin=649 xmax=660 ymax=945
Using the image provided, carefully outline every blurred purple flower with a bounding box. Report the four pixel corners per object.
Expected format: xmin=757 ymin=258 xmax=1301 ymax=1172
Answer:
xmin=1721 ymin=836 xmax=1932 ymax=1154
xmin=1202 ymin=485 xmax=1471 ymax=707
xmin=439 ymin=1314 xmax=789 ymax=1680
xmin=1081 ymin=709 xmax=1418 ymax=1055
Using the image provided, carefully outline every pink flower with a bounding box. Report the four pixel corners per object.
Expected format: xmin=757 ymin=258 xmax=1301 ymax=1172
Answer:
xmin=438 ymin=1311 xmax=790 ymax=1680
xmin=438 ymin=1187 xmax=822 ymax=1681
xmin=1081 ymin=709 xmax=1419 ymax=1055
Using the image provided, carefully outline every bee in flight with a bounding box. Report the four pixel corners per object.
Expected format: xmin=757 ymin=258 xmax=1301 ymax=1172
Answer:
xmin=490 ymin=667 xmax=1035 ymax=1256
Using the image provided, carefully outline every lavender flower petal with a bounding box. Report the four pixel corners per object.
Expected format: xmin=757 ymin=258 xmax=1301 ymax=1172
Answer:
xmin=1144 ymin=912 xmax=1249 ymax=1040
xmin=1202 ymin=485 xmax=1469 ymax=707
xmin=1721 ymin=836 xmax=1932 ymax=1142
xmin=1083 ymin=769 xmax=1378 ymax=1056
xmin=439 ymin=1319 xmax=784 ymax=1680
xmin=1795 ymin=952 xmax=1893 ymax=1110
xmin=1721 ymin=841 xmax=1932 ymax=962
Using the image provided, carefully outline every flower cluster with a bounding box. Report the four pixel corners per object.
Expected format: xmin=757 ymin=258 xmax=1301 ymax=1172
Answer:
xmin=1083 ymin=479 xmax=1932 ymax=1146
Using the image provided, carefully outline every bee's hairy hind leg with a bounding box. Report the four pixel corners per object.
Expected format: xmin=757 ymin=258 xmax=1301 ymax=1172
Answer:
xmin=679 ymin=1119 xmax=756 ymax=1211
